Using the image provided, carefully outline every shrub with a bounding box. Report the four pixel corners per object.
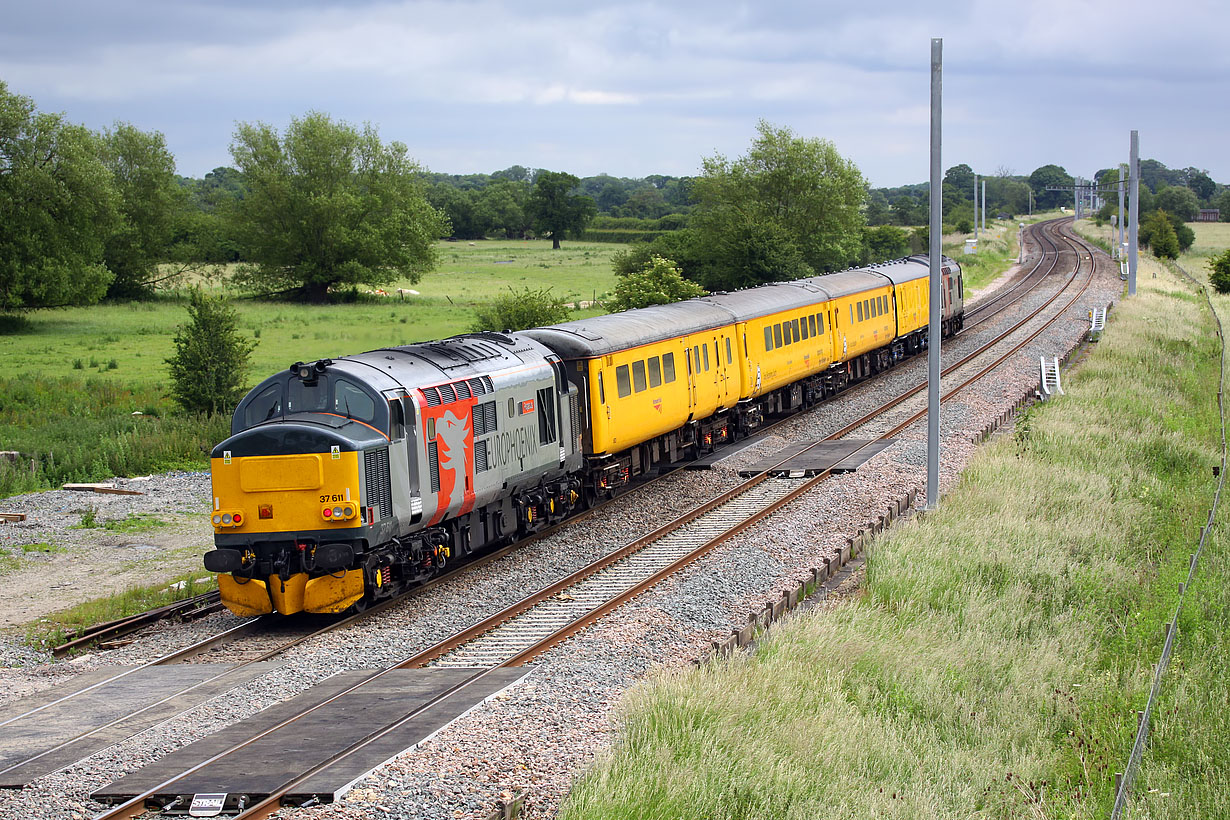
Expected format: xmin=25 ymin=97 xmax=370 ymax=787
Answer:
xmin=608 ymin=256 xmax=707 ymax=312
xmin=1210 ymin=249 xmax=1230 ymax=295
xmin=471 ymin=286 xmax=570 ymax=332
xmin=165 ymin=290 xmax=257 ymax=415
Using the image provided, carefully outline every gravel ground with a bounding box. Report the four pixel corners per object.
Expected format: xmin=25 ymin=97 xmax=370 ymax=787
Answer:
xmin=0 ymin=231 xmax=1122 ymax=820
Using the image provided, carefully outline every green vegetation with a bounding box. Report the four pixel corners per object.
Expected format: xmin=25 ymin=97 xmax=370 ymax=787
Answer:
xmin=166 ymin=290 xmax=256 ymax=414
xmin=23 ymin=570 xmax=217 ymax=650
xmin=560 ymin=257 xmax=1227 ymax=819
xmin=228 ymin=111 xmax=449 ymax=300
xmin=527 ymin=170 xmax=598 ymax=250
xmin=1211 ymin=248 xmax=1230 ymax=294
xmin=471 ymin=286 xmax=570 ymax=332
xmin=608 ymin=256 xmax=706 ymax=312
xmin=73 ymin=509 xmax=168 ymax=533
xmin=18 ymin=542 xmax=65 ymax=554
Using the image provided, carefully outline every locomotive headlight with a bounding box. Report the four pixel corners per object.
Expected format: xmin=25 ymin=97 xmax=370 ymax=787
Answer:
xmin=212 ymin=514 xmax=222 ymax=525
xmin=332 ymin=506 xmax=343 ymax=518
xmin=222 ymin=513 xmax=233 ymax=525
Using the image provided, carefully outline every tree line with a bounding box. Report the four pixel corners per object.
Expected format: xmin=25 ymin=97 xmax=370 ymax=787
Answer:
xmin=6 ymin=74 xmax=1227 ymax=315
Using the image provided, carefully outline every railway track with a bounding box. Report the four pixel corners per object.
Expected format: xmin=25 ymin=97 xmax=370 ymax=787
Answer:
xmin=80 ymin=219 xmax=1102 ymax=819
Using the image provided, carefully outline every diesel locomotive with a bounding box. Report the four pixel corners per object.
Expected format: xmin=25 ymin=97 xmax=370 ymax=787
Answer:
xmin=204 ymin=255 xmax=962 ymax=616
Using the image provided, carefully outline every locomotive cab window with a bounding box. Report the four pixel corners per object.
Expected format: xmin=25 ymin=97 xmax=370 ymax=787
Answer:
xmin=288 ymin=376 xmax=329 ymax=414
xmin=616 ymin=365 xmax=632 ymax=398
xmin=334 ymin=378 xmax=375 ymax=422
xmin=244 ymin=383 xmax=283 ymax=428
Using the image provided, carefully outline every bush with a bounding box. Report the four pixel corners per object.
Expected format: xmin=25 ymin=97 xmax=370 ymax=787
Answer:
xmin=165 ymin=290 xmax=257 ymax=415
xmin=471 ymin=286 xmax=570 ymax=332
xmin=608 ymin=256 xmax=707 ymax=312
xmin=1211 ymin=249 xmax=1230 ymax=295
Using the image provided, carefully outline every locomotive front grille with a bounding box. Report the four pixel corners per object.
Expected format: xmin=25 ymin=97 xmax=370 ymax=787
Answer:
xmin=364 ymin=448 xmax=393 ymax=520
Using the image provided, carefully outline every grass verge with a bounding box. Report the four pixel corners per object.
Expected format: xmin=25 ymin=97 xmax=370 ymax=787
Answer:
xmin=559 ymin=258 xmax=1227 ymax=818
xmin=23 ymin=570 xmax=218 ymax=650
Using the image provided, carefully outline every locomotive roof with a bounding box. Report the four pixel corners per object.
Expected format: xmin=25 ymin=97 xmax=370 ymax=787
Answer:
xmin=523 ymin=300 xmax=734 ymax=358
xmin=327 ymin=331 xmax=552 ymax=389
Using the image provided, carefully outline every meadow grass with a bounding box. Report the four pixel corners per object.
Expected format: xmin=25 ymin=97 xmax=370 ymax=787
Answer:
xmin=23 ymin=569 xmax=218 ymax=650
xmin=559 ymin=255 xmax=1227 ymax=818
xmin=0 ymin=241 xmax=617 ymax=497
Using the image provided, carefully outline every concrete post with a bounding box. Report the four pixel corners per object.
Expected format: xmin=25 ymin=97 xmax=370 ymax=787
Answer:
xmin=927 ymin=38 xmax=942 ymax=510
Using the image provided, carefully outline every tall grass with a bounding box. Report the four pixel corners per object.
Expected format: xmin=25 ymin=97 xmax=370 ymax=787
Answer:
xmin=0 ymin=375 xmax=228 ymax=497
xmin=560 ymin=257 xmax=1226 ymax=818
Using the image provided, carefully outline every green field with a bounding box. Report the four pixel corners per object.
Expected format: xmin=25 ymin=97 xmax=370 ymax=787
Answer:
xmin=0 ymin=240 xmax=620 ymax=388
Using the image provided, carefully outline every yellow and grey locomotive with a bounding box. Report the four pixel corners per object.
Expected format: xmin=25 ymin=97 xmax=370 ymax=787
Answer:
xmin=206 ymin=255 xmax=961 ymax=617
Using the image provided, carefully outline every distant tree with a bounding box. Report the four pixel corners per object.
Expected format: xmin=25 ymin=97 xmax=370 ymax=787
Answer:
xmin=1154 ymin=185 xmax=1199 ymax=222
xmin=954 ymin=219 xmax=973 ymax=234
xmin=101 ymin=122 xmax=187 ymax=298
xmin=1182 ymin=168 xmax=1216 ymax=201
xmin=608 ymin=256 xmax=706 ymax=312
xmin=527 ymin=171 xmax=596 ymax=249
xmin=890 ymin=195 xmax=926 ymax=226
xmin=428 ymin=184 xmax=484 ymax=240
xmin=1142 ymin=211 xmax=1180 ymax=259
xmin=1218 ymin=189 xmax=1230 ymax=222
xmin=0 ymin=81 xmax=117 ymax=311
xmin=471 ymin=286 xmax=570 ymax=332
xmin=475 ymin=180 xmax=529 ymax=238
xmin=166 ymin=290 xmax=256 ymax=415
xmin=1028 ymin=164 xmax=1074 ymax=210
xmin=943 ymin=164 xmax=976 ymax=200
xmin=1210 ymin=249 xmax=1230 ymax=294
xmin=227 ymin=111 xmax=448 ymax=301
xmin=864 ymin=190 xmax=891 ymax=226
xmin=688 ymin=120 xmax=865 ymax=288
xmin=863 ymin=225 xmax=910 ymax=262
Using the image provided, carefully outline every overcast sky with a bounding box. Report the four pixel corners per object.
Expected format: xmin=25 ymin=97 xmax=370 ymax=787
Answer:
xmin=3 ymin=0 xmax=1225 ymax=187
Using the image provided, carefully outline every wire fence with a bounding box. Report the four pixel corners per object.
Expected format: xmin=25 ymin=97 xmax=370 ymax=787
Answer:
xmin=1109 ymin=260 xmax=1227 ymax=819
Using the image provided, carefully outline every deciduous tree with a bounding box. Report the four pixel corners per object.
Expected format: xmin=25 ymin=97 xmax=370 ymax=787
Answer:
xmin=527 ymin=171 xmax=596 ymax=249
xmin=1210 ymin=249 xmax=1230 ymax=294
xmin=101 ymin=122 xmax=187 ymax=298
xmin=227 ymin=111 xmax=448 ymax=301
xmin=0 ymin=81 xmax=117 ymax=311
xmin=688 ymin=121 xmax=865 ymax=289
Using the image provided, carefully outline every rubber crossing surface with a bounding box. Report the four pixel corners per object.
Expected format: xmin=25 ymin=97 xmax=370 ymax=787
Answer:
xmin=92 ymin=667 xmax=529 ymax=806
xmin=0 ymin=664 xmax=277 ymax=788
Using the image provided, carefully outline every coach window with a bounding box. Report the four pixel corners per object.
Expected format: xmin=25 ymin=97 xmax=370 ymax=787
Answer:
xmin=616 ymin=364 xmax=632 ymax=398
xmin=809 ymin=315 xmax=817 ymax=336
xmin=800 ymin=318 xmax=809 ymax=341
xmin=244 ymin=383 xmax=282 ymax=428
xmin=648 ymin=356 xmax=662 ymax=388
xmin=632 ymin=360 xmax=647 ymax=393
xmin=764 ymin=326 xmax=774 ymax=351
xmin=663 ymin=352 xmax=676 ymax=383
xmin=725 ymin=337 xmax=733 ymax=364
xmin=857 ymin=302 xmax=863 ymax=322
xmin=849 ymin=305 xmax=854 ymax=324
xmin=597 ymin=371 xmax=606 ymax=403
xmin=791 ymin=319 xmax=800 ymax=343
xmin=773 ymin=324 xmax=783 ymax=348
xmin=702 ymin=344 xmax=710 ymax=371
